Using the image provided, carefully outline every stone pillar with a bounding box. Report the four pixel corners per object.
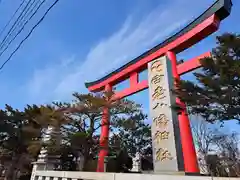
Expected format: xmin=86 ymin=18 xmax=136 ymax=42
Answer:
xmin=148 ymin=56 xmax=184 ymax=173
xmin=131 ymin=152 xmax=141 ymax=172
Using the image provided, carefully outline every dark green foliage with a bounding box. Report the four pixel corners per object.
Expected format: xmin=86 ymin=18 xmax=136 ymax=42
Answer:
xmin=58 ymin=146 xmax=77 ymax=171
xmin=106 ymin=148 xmax=133 ymax=173
xmin=107 ymin=108 xmax=152 ymax=172
xmin=0 ymin=104 xmax=47 ymax=158
xmin=53 ymin=91 xmax=149 ymax=171
xmin=0 ymin=104 xmax=61 ymax=179
xmin=111 ymin=111 xmax=152 ymax=157
xmin=176 ymin=33 xmax=240 ymax=123
xmin=0 ymin=89 xmax=150 ymax=174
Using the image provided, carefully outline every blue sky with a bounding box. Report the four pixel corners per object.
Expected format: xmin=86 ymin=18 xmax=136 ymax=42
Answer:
xmin=0 ymin=0 xmax=240 ymax=132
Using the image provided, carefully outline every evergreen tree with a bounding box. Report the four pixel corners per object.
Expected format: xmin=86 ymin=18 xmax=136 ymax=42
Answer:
xmin=107 ymin=116 xmax=152 ymax=172
xmin=176 ymin=33 xmax=240 ymax=123
xmin=110 ymin=112 xmax=151 ymax=157
xmin=0 ymin=90 xmax=151 ymax=174
xmin=0 ymin=104 xmax=62 ymax=180
xmin=53 ymin=90 xmax=148 ymax=171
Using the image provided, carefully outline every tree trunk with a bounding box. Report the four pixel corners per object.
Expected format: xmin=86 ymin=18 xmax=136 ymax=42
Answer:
xmin=5 ymin=155 xmax=19 ymax=180
xmin=82 ymin=146 xmax=90 ymax=171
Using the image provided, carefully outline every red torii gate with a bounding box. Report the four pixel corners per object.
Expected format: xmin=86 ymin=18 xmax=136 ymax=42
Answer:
xmin=85 ymin=0 xmax=232 ymax=174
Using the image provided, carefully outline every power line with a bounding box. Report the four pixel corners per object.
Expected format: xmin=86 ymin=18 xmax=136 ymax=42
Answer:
xmin=0 ymin=0 xmax=26 ymax=38
xmin=0 ymin=0 xmax=32 ymax=51
xmin=9 ymin=0 xmax=40 ymax=38
xmin=0 ymin=0 xmax=40 ymax=52
xmin=0 ymin=0 xmax=45 ymax=57
xmin=0 ymin=0 xmax=38 ymax=46
xmin=0 ymin=0 xmax=60 ymax=71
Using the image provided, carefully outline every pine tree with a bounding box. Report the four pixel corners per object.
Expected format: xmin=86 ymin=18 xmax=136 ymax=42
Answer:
xmin=105 ymin=110 xmax=151 ymax=172
xmin=176 ymin=33 xmax=240 ymax=124
xmin=0 ymin=104 xmax=65 ymax=179
xmin=53 ymin=90 xmax=148 ymax=171
xmin=110 ymin=112 xmax=151 ymax=157
xmin=0 ymin=90 xmax=151 ymax=174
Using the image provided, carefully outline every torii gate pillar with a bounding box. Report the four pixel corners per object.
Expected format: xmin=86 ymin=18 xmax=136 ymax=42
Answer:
xmin=167 ymin=51 xmax=199 ymax=173
xmin=97 ymin=84 xmax=112 ymax=172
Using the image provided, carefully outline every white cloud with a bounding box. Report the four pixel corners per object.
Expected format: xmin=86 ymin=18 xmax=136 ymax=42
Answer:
xmin=24 ymin=0 xmax=215 ymax=104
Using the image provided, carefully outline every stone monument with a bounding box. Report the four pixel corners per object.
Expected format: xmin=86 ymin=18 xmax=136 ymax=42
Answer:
xmin=148 ymin=56 xmax=184 ymax=173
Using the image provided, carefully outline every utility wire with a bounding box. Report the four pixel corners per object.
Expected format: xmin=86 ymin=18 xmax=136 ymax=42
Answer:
xmin=9 ymin=0 xmax=40 ymax=37
xmin=0 ymin=0 xmax=60 ymax=71
xmin=1 ymin=0 xmax=38 ymax=45
xmin=0 ymin=0 xmax=40 ymax=52
xmin=0 ymin=0 xmax=34 ymax=49
xmin=0 ymin=0 xmax=26 ymax=38
xmin=0 ymin=0 xmax=44 ymax=57
xmin=0 ymin=0 xmax=32 ymax=51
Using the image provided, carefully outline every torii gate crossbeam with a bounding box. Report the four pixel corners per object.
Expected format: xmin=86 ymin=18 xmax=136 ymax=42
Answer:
xmin=85 ymin=0 xmax=232 ymax=174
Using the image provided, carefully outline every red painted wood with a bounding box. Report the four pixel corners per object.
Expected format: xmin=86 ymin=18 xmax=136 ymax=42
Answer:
xmin=130 ymin=72 xmax=138 ymax=86
xmin=97 ymin=84 xmax=111 ymax=172
xmin=166 ymin=51 xmax=199 ymax=173
xmin=113 ymin=80 xmax=148 ymax=100
xmin=177 ymin=51 xmax=211 ymax=75
xmin=88 ymin=14 xmax=219 ymax=92
xmin=111 ymin=52 xmax=211 ymax=99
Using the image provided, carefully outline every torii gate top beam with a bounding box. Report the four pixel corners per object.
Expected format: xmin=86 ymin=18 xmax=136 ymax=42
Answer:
xmin=85 ymin=0 xmax=232 ymax=92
